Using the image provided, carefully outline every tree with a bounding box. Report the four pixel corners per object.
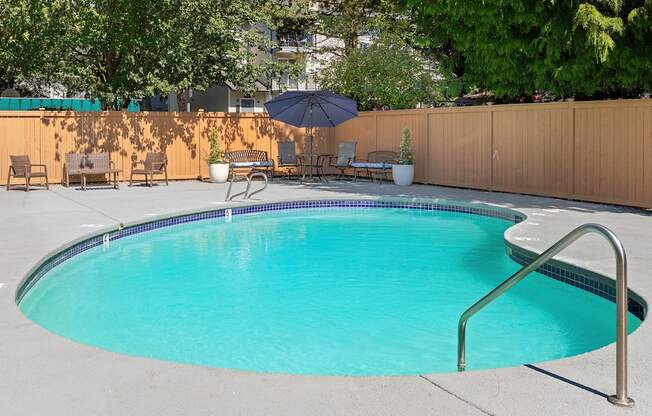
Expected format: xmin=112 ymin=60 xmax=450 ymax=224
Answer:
xmin=0 ymin=0 xmax=304 ymax=109
xmin=312 ymin=0 xmax=383 ymax=56
xmin=0 ymin=0 xmax=72 ymax=94
xmin=400 ymin=0 xmax=652 ymax=100
xmin=318 ymin=33 xmax=442 ymax=110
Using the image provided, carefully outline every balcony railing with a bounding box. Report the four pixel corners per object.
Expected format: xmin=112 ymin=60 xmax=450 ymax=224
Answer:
xmin=271 ymin=75 xmax=318 ymax=91
xmin=274 ymin=33 xmax=314 ymax=51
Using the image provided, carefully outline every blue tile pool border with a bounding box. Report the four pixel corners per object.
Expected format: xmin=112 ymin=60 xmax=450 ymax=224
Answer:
xmin=15 ymin=199 xmax=646 ymax=321
xmin=507 ymin=242 xmax=646 ymax=321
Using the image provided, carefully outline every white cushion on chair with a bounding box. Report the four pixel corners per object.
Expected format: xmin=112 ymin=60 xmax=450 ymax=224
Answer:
xmin=350 ymin=162 xmax=393 ymax=169
xmin=231 ymin=161 xmax=273 ymax=168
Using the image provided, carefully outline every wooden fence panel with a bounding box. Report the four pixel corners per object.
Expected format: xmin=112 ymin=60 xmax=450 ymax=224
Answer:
xmin=428 ymin=110 xmax=491 ymax=188
xmin=574 ymin=102 xmax=651 ymax=206
xmin=645 ymin=107 xmax=652 ymax=208
xmin=492 ymin=105 xmax=573 ymax=197
xmin=376 ymin=112 xmax=428 ymax=181
xmin=335 ymin=114 xmax=377 ymax=160
xmin=0 ymin=113 xmax=41 ymax=183
xmin=41 ymin=113 xmax=84 ymax=183
xmin=2 ymin=100 xmax=652 ymax=208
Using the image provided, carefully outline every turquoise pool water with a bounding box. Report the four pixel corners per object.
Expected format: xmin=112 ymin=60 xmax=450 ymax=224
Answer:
xmin=19 ymin=207 xmax=641 ymax=375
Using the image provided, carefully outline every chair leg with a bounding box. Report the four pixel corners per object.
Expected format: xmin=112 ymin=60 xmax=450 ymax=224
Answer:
xmin=6 ymin=168 xmax=11 ymax=191
xmin=25 ymin=176 xmax=30 ymax=192
xmin=149 ymin=172 xmax=153 ymax=187
xmin=129 ymin=171 xmax=134 ymax=186
xmin=164 ymin=169 xmax=169 ymax=186
xmin=45 ymin=173 xmax=49 ymax=190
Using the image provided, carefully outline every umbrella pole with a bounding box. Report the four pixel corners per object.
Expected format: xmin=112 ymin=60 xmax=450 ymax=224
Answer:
xmin=309 ymin=102 xmax=314 ymax=158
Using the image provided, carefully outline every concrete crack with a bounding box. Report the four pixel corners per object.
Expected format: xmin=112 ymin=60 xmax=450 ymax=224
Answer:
xmin=418 ymin=375 xmax=495 ymax=416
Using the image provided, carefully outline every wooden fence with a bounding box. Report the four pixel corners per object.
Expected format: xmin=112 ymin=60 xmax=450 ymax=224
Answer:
xmin=335 ymin=100 xmax=652 ymax=208
xmin=0 ymin=111 xmax=333 ymax=183
xmin=1 ymin=99 xmax=651 ymax=208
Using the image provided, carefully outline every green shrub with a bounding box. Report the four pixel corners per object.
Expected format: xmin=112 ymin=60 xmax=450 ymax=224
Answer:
xmin=398 ymin=128 xmax=414 ymax=165
xmin=206 ymin=128 xmax=225 ymax=164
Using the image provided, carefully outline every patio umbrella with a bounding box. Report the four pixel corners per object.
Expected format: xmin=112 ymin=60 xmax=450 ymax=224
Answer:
xmin=264 ymin=90 xmax=358 ymax=157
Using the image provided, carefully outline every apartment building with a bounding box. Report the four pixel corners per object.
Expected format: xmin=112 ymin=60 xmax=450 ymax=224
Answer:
xmin=169 ymin=26 xmax=323 ymax=113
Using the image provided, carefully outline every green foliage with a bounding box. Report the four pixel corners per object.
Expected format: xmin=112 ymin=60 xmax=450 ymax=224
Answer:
xmin=400 ymin=0 xmax=652 ymax=99
xmin=312 ymin=0 xmax=384 ymax=55
xmin=0 ymin=0 xmax=304 ymax=108
xmin=0 ymin=1 xmax=72 ymax=91
xmin=398 ymin=128 xmax=414 ymax=165
xmin=318 ymin=33 xmax=442 ymax=110
xmin=206 ymin=128 xmax=225 ymax=165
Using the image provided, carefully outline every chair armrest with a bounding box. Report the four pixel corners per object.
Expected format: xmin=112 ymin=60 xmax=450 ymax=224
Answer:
xmin=30 ymin=163 xmax=48 ymax=174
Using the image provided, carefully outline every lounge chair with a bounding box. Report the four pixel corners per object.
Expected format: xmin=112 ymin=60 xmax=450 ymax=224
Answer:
xmin=6 ymin=155 xmax=49 ymax=191
xmin=328 ymin=141 xmax=357 ymax=179
xmin=351 ymin=151 xmax=398 ymax=183
xmin=63 ymin=152 xmax=121 ymax=191
xmin=277 ymin=141 xmax=299 ymax=179
xmin=129 ymin=152 xmax=169 ymax=187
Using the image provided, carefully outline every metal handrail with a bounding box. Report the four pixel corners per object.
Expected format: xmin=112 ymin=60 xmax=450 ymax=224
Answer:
xmin=457 ymin=223 xmax=635 ymax=407
xmin=225 ymin=172 xmax=268 ymax=201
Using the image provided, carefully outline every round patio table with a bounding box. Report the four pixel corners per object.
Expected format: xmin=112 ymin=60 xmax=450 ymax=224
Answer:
xmin=297 ymin=154 xmax=330 ymax=183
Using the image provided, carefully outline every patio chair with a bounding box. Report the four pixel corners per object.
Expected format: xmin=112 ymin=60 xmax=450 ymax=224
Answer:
xmin=129 ymin=152 xmax=169 ymax=187
xmin=351 ymin=151 xmax=398 ymax=183
xmin=6 ymin=155 xmax=49 ymax=191
xmin=328 ymin=141 xmax=357 ymax=179
xmin=277 ymin=141 xmax=299 ymax=179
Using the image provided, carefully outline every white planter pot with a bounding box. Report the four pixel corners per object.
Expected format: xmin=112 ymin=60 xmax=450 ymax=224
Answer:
xmin=209 ymin=163 xmax=230 ymax=183
xmin=392 ymin=164 xmax=414 ymax=186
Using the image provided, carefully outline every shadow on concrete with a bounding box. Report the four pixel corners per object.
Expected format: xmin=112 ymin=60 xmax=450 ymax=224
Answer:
xmin=525 ymin=364 xmax=608 ymax=399
xmin=267 ymin=178 xmax=651 ymax=217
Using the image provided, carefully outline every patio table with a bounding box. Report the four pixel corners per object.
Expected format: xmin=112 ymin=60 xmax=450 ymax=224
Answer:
xmin=297 ymin=154 xmax=330 ymax=182
xmin=80 ymin=168 xmax=121 ymax=191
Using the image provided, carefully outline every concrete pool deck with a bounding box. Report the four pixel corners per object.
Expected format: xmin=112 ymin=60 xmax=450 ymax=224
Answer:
xmin=0 ymin=180 xmax=650 ymax=415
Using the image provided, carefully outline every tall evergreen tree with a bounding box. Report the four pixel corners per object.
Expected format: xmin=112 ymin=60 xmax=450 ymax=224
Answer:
xmin=400 ymin=0 xmax=652 ymax=99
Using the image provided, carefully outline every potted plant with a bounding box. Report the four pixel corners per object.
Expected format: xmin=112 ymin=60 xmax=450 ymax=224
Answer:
xmin=392 ymin=127 xmax=415 ymax=186
xmin=206 ymin=128 xmax=229 ymax=183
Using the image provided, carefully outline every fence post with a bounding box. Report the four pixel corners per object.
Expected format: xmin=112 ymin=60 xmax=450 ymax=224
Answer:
xmin=38 ymin=108 xmax=45 ymax=166
xmin=197 ymin=109 xmax=204 ymax=180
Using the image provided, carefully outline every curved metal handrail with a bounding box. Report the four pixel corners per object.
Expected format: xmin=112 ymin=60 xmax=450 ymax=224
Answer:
xmin=457 ymin=223 xmax=634 ymax=407
xmin=225 ymin=172 xmax=268 ymax=201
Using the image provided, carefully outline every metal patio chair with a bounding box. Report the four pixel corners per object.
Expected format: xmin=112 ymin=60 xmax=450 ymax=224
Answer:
xmin=328 ymin=141 xmax=357 ymax=179
xmin=277 ymin=141 xmax=299 ymax=180
xmin=351 ymin=150 xmax=398 ymax=183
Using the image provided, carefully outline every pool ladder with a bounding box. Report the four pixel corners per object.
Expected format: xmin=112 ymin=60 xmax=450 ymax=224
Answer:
xmin=225 ymin=172 xmax=268 ymax=201
xmin=457 ymin=223 xmax=635 ymax=407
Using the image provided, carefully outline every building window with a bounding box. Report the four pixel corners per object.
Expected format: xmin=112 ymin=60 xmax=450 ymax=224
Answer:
xmin=239 ymin=98 xmax=256 ymax=112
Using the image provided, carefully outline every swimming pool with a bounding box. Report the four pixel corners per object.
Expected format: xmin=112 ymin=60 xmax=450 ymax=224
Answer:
xmin=18 ymin=201 xmax=642 ymax=375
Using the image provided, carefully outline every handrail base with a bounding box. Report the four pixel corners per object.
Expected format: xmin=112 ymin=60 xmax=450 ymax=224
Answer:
xmin=607 ymin=395 xmax=634 ymax=407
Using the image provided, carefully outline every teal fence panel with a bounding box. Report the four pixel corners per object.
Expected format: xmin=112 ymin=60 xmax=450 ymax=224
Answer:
xmin=0 ymin=98 xmax=139 ymax=112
